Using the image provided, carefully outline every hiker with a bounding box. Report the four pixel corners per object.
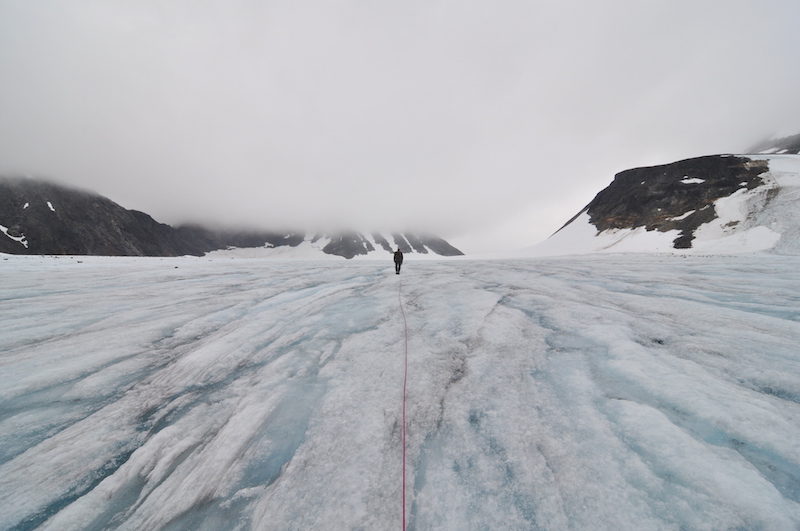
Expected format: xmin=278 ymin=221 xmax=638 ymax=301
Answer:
xmin=393 ymin=248 xmax=403 ymax=274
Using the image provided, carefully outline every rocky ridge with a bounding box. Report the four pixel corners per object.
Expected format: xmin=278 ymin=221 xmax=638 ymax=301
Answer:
xmin=570 ymin=155 xmax=769 ymax=249
xmin=531 ymin=145 xmax=800 ymax=257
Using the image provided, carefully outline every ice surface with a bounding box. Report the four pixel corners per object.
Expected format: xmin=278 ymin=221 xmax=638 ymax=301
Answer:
xmin=2 ymin=254 xmax=800 ymax=530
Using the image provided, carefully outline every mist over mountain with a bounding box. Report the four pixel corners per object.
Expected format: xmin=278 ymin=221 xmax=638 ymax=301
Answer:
xmin=0 ymin=177 xmax=462 ymax=259
xmin=749 ymin=132 xmax=800 ymax=155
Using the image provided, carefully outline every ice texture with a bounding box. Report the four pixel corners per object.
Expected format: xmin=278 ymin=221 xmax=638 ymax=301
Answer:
xmin=1 ymin=254 xmax=800 ymax=530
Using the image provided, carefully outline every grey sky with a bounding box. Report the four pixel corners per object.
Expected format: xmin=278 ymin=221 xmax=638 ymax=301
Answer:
xmin=1 ymin=1 xmax=799 ymax=253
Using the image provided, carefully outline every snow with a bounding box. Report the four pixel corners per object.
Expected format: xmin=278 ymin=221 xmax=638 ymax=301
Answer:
xmin=207 ymin=238 xmax=342 ymax=260
xmin=668 ymin=210 xmax=695 ymax=221
xmin=2 ymin=253 xmax=800 ymax=530
xmin=524 ymin=212 xmax=682 ymax=257
xmin=680 ymin=177 xmax=705 ymax=184
xmin=207 ymin=233 xmax=455 ymax=261
xmin=0 ymin=223 xmax=29 ymax=248
xmin=47 ymin=201 xmax=55 ymax=212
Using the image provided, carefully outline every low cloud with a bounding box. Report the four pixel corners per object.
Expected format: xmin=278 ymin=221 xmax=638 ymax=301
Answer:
xmin=1 ymin=1 xmax=799 ymax=253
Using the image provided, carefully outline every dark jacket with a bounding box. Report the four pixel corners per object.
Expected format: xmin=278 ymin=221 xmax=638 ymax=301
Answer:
xmin=393 ymin=250 xmax=403 ymax=263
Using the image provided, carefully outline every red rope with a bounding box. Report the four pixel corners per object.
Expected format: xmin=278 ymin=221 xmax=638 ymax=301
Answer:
xmin=399 ymin=277 xmax=409 ymax=530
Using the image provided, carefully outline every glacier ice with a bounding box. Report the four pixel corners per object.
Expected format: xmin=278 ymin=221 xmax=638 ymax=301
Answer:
xmin=1 ymin=254 xmax=800 ymax=530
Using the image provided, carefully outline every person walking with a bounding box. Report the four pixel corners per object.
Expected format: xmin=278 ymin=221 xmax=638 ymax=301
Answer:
xmin=393 ymin=248 xmax=404 ymax=274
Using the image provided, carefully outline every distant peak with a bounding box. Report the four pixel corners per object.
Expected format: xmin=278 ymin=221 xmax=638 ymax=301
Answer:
xmin=748 ymin=130 xmax=800 ymax=155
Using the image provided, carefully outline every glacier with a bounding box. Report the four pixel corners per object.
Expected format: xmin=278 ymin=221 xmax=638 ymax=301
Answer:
xmin=1 ymin=253 xmax=800 ymax=530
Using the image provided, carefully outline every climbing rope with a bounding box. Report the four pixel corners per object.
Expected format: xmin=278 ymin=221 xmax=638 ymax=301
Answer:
xmin=399 ymin=276 xmax=409 ymax=530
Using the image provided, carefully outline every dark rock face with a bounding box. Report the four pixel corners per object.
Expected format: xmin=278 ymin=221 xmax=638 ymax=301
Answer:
xmin=0 ymin=177 xmax=301 ymax=256
xmin=321 ymin=233 xmax=376 ymax=259
xmin=372 ymin=233 xmax=393 ymax=253
xmin=415 ymin=234 xmax=463 ymax=256
xmin=385 ymin=233 xmax=463 ymax=256
xmin=0 ymin=177 xmax=196 ymax=256
xmin=404 ymin=234 xmax=429 ymax=254
xmin=318 ymin=231 xmax=464 ymax=259
xmin=392 ymin=233 xmax=413 ymax=253
xmin=574 ymin=155 xmax=768 ymax=249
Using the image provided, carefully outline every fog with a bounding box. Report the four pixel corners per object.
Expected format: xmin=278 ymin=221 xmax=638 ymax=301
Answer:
xmin=1 ymin=1 xmax=799 ymax=253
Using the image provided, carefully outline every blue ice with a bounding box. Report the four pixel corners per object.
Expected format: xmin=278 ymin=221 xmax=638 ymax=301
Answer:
xmin=1 ymin=254 xmax=800 ymax=530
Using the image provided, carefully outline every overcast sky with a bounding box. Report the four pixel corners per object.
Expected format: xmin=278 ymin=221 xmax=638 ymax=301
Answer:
xmin=1 ymin=1 xmax=799 ymax=253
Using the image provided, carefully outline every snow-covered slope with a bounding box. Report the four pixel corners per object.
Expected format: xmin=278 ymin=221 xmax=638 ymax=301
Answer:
xmin=1 ymin=254 xmax=800 ymax=529
xmin=750 ymin=130 xmax=800 ymax=155
xmin=209 ymin=231 xmax=464 ymax=260
xmin=526 ymin=154 xmax=800 ymax=257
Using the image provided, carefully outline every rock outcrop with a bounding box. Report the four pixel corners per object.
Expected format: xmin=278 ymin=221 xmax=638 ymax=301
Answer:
xmin=567 ymin=155 xmax=768 ymax=249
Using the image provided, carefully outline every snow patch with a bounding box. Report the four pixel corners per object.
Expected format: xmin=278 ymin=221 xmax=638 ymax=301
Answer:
xmin=669 ymin=210 xmax=696 ymax=221
xmin=46 ymin=201 xmax=55 ymax=212
xmin=680 ymin=177 xmax=705 ymax=184
xmin=0 ymin=224 xmax=28 ymax=248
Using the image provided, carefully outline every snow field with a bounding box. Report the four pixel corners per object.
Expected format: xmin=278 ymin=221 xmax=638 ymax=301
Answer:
xmin=1 ymin=254 xmax=800 ymax=529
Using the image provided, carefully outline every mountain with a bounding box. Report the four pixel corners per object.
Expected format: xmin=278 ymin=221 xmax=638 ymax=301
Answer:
xmin=526 ymin=151 xmax=800 ymax=257
xmin=0 ymin=176 xmax=462 ymax=258
xmin=209 ymin=231 xmax=463 ymax=260
xmin=749 ymin=131 xmax=800 ymax=155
